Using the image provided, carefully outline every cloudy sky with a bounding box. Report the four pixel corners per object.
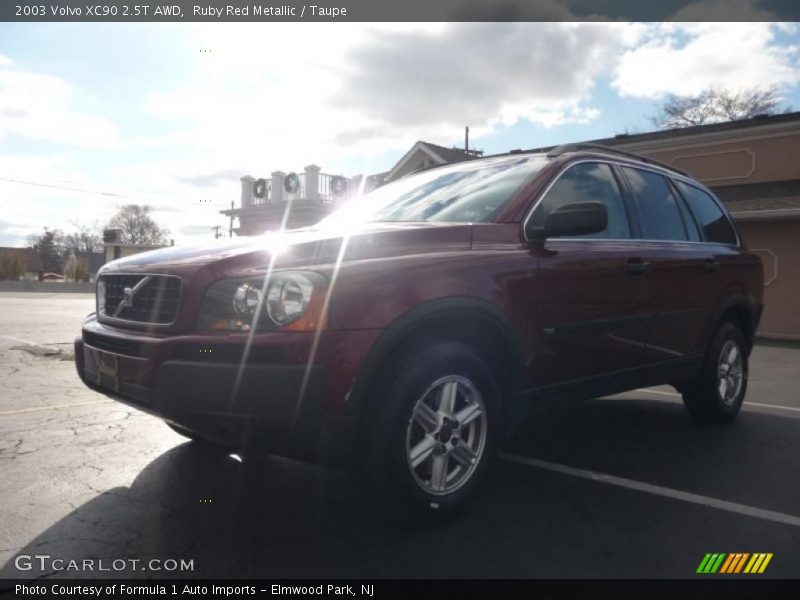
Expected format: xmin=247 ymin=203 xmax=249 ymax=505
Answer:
xmin=1 ymin=21 xmax=799 ymax=247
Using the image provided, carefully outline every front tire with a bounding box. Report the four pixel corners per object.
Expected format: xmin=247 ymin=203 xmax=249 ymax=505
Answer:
xmin=681 ymin=322 xmax=748 ymax=423
xmin=357 ymin=340 xmax=503 ymax=522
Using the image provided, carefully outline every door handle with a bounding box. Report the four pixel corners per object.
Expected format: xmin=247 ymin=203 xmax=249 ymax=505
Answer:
xmin=704 ymin=258 xmax=720 ymax=273
xmin=627 ymin=258 xmax=650 ymax=276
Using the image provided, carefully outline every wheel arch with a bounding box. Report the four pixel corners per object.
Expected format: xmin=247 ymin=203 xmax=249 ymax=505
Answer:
xmin=709 ymin=295 xmax=758 ymax=354
xmin=347 ymin=297 xmax=528 ymax=418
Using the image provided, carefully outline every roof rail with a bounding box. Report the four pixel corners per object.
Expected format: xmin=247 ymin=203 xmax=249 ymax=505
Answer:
xmin=545 ymin=143 xmax=689 ymax=176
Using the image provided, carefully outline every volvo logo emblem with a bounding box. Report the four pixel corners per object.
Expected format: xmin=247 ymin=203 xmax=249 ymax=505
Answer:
xmin=121 ymin=287 xmax=134 ymax=308
xmin=112 ymin=276 xmax=152 ymax=317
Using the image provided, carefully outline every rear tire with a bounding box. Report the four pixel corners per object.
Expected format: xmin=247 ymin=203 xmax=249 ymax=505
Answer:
xmin=681 ymin=322 xmax=748 ymax=423
xmin=356 ymin=340 xmax=503 ymax=523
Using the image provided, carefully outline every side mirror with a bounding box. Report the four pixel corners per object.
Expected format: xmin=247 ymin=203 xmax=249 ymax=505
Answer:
xmin=530 ymin=201 xmax=608 ymax=241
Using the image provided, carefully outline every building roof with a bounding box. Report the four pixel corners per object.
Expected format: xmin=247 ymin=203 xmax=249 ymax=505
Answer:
xmin=512 ymin=111 xmax=800 ymax=156
xmin=385 ymin=140 xmax=478 ymax=182
xmin=596 ymin=111 xmax=800 ymax=147
xmin=726 ymin=196 xmax=800 ymax=219
xmin=419 ymin=141 xmax=476 ymax=164
xmin=708 ymin=181 xmax=800 ymax=219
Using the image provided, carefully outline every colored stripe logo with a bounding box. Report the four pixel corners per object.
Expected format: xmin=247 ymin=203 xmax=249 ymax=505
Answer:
xmin=697 ymin=553 xmax=773 ymax=574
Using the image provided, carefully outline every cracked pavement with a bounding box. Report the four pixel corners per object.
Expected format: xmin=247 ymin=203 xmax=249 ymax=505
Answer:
xmin=0 ymin=293 xmax=799 ymax=580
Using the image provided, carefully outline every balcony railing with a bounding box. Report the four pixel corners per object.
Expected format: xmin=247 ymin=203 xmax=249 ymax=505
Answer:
xmin=240 ymin=167 xmax=352 ymax=210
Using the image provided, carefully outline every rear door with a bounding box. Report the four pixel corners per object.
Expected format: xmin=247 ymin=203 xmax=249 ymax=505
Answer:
xmin=529 ymin=160 xmax=650 ymax=388
xmin=619 ymin=166 xmax=717 ymax=363
xmin=674 ymin=179 xmax=744 ymax=340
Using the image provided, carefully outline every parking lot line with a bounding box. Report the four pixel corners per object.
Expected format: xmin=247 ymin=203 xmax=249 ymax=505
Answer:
xmin=634 ymin=388 xmax=800 ymax=414
xmin=498 ymin=452 xmax=800 ymax=528
xmin=0 ymin=400 xmax=106 ymax=416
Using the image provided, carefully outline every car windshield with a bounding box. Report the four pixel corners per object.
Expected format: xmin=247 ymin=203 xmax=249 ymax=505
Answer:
xmin=317 ymin=155 xmax=547 ymax=229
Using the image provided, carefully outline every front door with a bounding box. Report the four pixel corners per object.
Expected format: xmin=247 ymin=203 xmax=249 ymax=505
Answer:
xmin=527 ymin=161 xmax=650 ymax=388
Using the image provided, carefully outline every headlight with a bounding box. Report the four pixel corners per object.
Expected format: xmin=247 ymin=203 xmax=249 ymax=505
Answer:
xmin=232 ymin=283 xmax=262 ymax=317
xmin=266 ymin=276 xmax=313 ymax=326
xmin=197 ymin=272 xmax=326 ymax=332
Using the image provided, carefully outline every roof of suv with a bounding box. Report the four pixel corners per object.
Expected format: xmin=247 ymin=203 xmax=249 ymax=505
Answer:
xmin=403 ymin=142 xmax=698 ymax=188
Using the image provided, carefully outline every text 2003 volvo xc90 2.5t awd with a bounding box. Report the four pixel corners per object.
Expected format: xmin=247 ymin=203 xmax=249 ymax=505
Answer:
xmin=76 ymin=144 xmax=763 ymax=518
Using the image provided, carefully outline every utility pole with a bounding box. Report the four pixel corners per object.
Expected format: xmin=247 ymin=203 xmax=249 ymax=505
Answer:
xmin=465 ymin=126 xmax=469 ymax=152
xmin=212 ymin=225 xmax=222 ymax=239
xmin=229 ymin=201 xmax=234 ymax=237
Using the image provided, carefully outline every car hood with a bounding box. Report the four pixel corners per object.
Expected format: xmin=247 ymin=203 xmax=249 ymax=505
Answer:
xmin=98 ymin=222 xmax=474 ymax=277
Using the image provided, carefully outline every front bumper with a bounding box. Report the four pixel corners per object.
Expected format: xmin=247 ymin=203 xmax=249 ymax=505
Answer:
xmin=75 ymin=333 xmax=359 ymax=466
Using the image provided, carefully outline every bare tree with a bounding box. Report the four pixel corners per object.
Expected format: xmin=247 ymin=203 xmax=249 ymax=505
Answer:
xmin=62 ymin=221 xmax=102 ymax=254
xmin=651 ymin=86 xmax=787 ymax=130
xmin=107 ymin=205 xmax=169 ymax=245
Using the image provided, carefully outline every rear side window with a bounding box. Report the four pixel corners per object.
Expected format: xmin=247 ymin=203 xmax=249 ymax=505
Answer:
xmin=621 ymin=167 xmax=687 ymax=241
xmin=677 ymin=182 xmax=738 ymax=245
xmin=529 ymin=162 xmax=631 ymax=239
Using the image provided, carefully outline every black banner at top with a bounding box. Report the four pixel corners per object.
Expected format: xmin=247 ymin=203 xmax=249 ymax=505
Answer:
xmin=2 ymin=0 xmax=800 ymax=22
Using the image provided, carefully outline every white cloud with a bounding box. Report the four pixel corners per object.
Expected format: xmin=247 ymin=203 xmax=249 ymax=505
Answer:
xmin=331 ymin=23 xmax=644 ymax=132
xmin=0 ymin=60 xmax=119 ymax=147
xmin=613 ymin=23 xmax=800 ymax=99
xmin=502 ymin=104 xmax=602 ymax=129
xmin=2 ymin=22 xmax=799 ymax=248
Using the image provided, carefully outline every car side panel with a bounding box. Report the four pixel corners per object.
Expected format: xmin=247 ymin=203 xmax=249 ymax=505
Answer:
xmin=532 ymin=239 xmax=650 ymax=386
xmin=638 ymin=241 xmax=718 ymax=362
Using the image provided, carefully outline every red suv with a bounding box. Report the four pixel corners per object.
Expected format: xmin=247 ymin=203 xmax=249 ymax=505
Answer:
xmin=75 ymin=144 xmax=763 ymax=517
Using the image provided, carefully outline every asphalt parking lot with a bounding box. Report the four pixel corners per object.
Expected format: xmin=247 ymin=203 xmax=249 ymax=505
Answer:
xmin=1 ymin=293 xmax=799 ymax=580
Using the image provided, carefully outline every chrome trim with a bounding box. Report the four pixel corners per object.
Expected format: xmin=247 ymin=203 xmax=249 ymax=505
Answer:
xmin=547 ymin=238 xmax=737 ymax=247
xmin=97 ymin=273 xmax=183 ymax=328
xmin=521 ymin=156 xmax=740 ymax=248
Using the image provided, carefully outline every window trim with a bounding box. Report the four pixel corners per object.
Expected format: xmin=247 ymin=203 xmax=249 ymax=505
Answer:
xmin=521 ymin=159 xmax=635 ymax=242
xmin=669 ymin=178 xmax=703 ymax=242
xmin=673 ymin=179 xmax=741 ymax=248
xmin=522 ymin=156 xmax=741 ymax=247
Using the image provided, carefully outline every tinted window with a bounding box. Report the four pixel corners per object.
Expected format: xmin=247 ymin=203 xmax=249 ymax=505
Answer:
xmin=529 ymin=162 xmax=630 ymax=239
xmin=622 ymin=167 xmax=687 ymax=241
xmin=677 ymin=182 xmax=738 ymax=245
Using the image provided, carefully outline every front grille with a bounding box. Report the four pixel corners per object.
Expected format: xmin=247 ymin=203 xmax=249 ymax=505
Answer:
xmin=100 ymin=274 xmax=181 ymax=324
xmin=83 ymin=331 xmax=153 ymax=358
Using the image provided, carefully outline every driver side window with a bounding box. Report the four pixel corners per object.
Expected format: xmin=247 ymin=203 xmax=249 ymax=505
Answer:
xmin=529 ymin=162 xmax=631 ymax=239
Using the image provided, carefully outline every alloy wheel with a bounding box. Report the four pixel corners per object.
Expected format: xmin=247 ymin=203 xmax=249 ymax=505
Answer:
xmin=405 ymin=375 xmax=488 ymax=495
xmin=717 ymin=339 xmax=744 ymax=405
